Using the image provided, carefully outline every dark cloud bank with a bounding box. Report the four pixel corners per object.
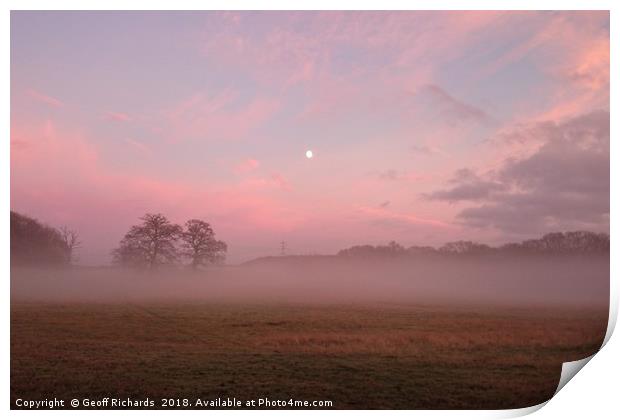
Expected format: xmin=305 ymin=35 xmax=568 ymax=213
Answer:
xmin=425 ymin=110 xmax=610 ymax=235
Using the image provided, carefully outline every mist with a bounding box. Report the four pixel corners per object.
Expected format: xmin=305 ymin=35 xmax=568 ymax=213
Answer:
xmin=11 ymin=255 xmax=609 ymax=308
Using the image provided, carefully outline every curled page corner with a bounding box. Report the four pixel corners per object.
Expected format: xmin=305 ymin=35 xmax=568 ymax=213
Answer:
xmin=546 ymin=296 xmax=618 ymax=402
xmin=502 ymin=354 xmax=598 ymax=418
xmin=554 ymin=354 xmax=595 ymax=396
xmin=497 ymin=400 xmax=548 ymax=418
xmin=548 ymin=295 xmax=619 ymax=394
xmin=602 ymin=298 xmax=618 ymax=348
xmin=513 ymin=304 xmax=615 ymax=417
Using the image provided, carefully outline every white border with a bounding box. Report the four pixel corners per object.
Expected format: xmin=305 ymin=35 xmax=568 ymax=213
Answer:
xmin=3 ymin=1 xmax=617 ymax=419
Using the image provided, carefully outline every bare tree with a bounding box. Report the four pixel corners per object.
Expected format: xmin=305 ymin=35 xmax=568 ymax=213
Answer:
xmin=439 ymin=241 xmax=492 ymax=255
xmin=181 ymin=219 xmax=227 ymax=269
xmin=113 ymin=213 xmax=182 ymax=269
xmin=59 ymin=226 xmax=81 ymax=264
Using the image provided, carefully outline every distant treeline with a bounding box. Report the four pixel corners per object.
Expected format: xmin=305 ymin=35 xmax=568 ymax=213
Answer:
xmin=337 ymin=232 xmax=610 ymax=258
xmin=11 ymin=211 xmax=79 ymax=266
xmin=10 ymin=208 xmax=610 ymax=268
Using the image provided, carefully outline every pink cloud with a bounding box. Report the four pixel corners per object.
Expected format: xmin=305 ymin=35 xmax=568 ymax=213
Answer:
xmin=123 ymin=137 xmax=151 ymax=154
xmin=11 ymin=120 xmax=97 ymax=171
xmin=357 ymin=206 xmax=453 ymax=229
xmin=567 ymin=37 xmax=609 ymax=91
xmin=104 ymin=112 xmax=132 ymax=122
xmin=484 ymin=12 xmax=608 ymax=124
xmin=11 ymin=120 xmax=306 ymax=263
xmin=26 ymin=89 xmax=64 ymax=108
xmin=202 ymin=21 xmax=326 ymax=89
xmin=485 ymin=12 xmax=609 ymax=89
xmin=234 ymin=158 xmax=260 ymax=175
xmin=161 ymin=91 xmax=279 ymax=143
xmin=376 ymin=170 xmax=428 ymax=183
xmin=199 ymin=12 xmax=510 ymax=127
xmin=296 ymin=73 xmax=362 ymax=120
xmin=168 ymin=90 xmax=238 ymax=120
xmin=271 ymin=173 xmax=292 ymax=191
xmin=238 ymin=173 xmax=292 ymax=192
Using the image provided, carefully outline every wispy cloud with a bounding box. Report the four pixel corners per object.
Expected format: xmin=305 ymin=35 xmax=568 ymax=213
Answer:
xmin=414 ymin=84 xmax=495 ymax=126
xmin=26 ymin=89 xmax=63 ymax=108
xmin=234 ymin=158 xmax=260 ymax=175
xmin=377 ymin=170 xmax=426 ymax=183
xmin=104 ymin=112 xmax=132 ymax=122
xmin=123 ymin=137 xmax=151 ymax=154
xmin=161 ymin=91 xmax=280 ymax=143
xmin=358 ymin=206 xmax=452 ymax=229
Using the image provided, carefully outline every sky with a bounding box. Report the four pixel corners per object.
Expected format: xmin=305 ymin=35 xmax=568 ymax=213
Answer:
xmin=10 ymin=11 xmax=610 ymax=264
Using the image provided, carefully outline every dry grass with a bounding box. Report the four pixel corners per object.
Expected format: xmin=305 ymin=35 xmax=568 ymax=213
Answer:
xmin=11 ymin=302 xmax=607 ymax=409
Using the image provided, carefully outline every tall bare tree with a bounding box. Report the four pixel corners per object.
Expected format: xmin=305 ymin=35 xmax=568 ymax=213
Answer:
xmin=59 ymin=226 xmax=81 ymax=264
xmin=181 ymin=219 xmax=227 ymax=269
xmin=113 ymin=213 xmax=182 ymax=269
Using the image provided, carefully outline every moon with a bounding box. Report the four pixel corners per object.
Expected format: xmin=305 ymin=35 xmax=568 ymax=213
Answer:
xmin=305 ymin=150 xmax=313 ymax=159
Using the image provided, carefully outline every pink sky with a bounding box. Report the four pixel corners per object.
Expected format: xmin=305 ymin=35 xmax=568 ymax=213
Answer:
xmin=10 ymin=11 xmax=609 ymax=264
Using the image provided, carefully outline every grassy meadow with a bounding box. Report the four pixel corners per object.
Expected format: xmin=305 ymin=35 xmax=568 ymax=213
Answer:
xmin=11 ymin=300 xmax=607 ymax=409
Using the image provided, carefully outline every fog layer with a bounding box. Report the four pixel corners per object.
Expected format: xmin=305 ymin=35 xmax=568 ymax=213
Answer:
xmin=11 ymin=256 xmax=609 ymax=308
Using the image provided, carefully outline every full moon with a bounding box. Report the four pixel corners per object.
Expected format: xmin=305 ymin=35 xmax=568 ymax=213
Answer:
xmin=305 ymin=150 xmax=313 ymax=159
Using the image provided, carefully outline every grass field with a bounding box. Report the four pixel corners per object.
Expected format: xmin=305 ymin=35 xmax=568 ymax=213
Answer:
xmin=10 ymin=302 xmax=607 ymax=409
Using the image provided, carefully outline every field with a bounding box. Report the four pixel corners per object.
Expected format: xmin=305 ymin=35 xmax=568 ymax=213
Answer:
xmin=11 ymin=301 xmax=607 ymax=409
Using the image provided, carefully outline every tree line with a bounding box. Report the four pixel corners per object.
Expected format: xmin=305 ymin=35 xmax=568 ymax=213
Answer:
xmin=10 ymin=211 xmax=227 ymax=269
xmin=337 ymin=231 xmax=610 ymax=258
xmin=11 ymin=209 xmax=609 ymax=267
xmin=10 ymin=211 xmax=80 ymax=266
